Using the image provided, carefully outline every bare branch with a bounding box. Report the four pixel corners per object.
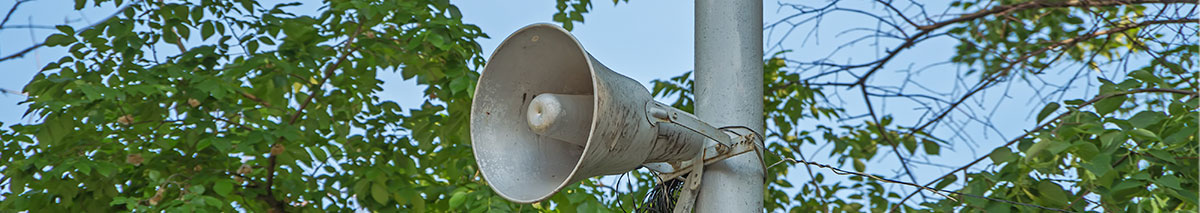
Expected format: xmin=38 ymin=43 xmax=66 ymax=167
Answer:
xmin=0 ymin=43 xmax=41 ymax=62
xmin=860 ymin=85 xmax=928 ymax=200
xmin=0 ymin=1 xmax=139 ymax=63
xmin=900 ymin=18 xmax=1197 ymax=141
xmin=876 ymin=0 xmax=921 ymax=28
xmin=0 ymin=0 xmax=33 ymax=29
xmin=919 ymin=0 xmax=1194 ymax=31
xmin=851 ymin=0 xmax=1195 ymax=87
xmin=0 ymin=24 xmax=56 ymax=29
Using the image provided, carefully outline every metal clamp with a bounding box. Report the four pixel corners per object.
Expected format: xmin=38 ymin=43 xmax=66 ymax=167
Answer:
xmin=644 ymin=101 xmax=733 ymax=146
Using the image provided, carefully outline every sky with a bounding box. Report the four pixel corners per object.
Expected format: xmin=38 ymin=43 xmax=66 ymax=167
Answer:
xmin=0 ymin=0 xmax=1153 ymax=209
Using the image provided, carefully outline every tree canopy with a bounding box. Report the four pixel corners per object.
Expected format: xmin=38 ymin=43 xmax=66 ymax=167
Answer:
xmin=0 ymin=0 xmax=1196 ymax=212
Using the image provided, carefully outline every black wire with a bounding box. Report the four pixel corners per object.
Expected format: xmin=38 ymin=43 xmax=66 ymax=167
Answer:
xmin=637 ymin=170 xmax=683 ymax=213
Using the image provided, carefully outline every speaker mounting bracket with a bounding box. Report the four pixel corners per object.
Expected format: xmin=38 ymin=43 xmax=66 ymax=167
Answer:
xmin=644 ymin=101 xmax=732 ymax=146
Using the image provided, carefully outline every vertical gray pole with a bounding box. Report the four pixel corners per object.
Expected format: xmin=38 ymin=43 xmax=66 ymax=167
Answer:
xmin=694 ymin=0 xmax=763 ymax=212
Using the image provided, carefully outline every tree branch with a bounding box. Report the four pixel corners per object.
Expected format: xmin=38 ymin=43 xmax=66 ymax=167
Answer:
xmin=0 ymin=0 xmax=33 ymax=29
xmin=898 ymin=18 xmax=1197 ymax=141
xmin=262 ymin=22 xmax=364 ymax=212
xmin=892 ymin=88 xmax=1199 ymax=209
xmin=0 ymin=43 xmax=41 ymax=62
xmin=0 ymin=1 xmax=139 ymax=63
xmin=860 ymin=85 xmax=928 ymax=201
xmin=851 ymin=0 xmax=1195 ymax=87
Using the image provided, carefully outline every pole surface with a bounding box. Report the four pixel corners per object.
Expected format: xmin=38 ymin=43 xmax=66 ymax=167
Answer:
xmin=694 ymin=0 xmax=764 ymax=212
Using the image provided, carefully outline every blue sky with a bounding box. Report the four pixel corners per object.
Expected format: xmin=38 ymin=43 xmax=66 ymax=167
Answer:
xmin=0 ymin=0 xmax=1146 ymax=209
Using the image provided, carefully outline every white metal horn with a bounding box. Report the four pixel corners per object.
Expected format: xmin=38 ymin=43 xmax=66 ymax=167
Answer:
xmin=470 ymin=23 xmax=713 ymax=203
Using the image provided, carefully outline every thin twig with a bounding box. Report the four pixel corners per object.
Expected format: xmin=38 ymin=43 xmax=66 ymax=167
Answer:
xmin=860 ymin=85 xmax=928 ymax=200
xmin=0 ymin=1 xmax=140 ymax=63
xmin=0 ymin=0 xmax=33 ymax=29
xmin=899 ymin=18 xmax=1197 ymax=150
xmin=850 ymin=0 xmax=1194 ymax=87
xmin=767 ymin=157 xmax=956 ymax=201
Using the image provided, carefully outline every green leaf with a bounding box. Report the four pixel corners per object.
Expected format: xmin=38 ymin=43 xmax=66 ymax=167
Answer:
xmin=55 ymin=25 xmax=75 ymax=35
xmin=247 ymin=41 xmax=259 ymax=53
xmin=429 ymin=33 xmax=449 ymax=50
xmin=1025 ymin=140 xmax=1052 ymax=162
xmin=1111 ymin=180 xmax=1146 ymax=201
xmin=409 ymin=191 xmax=426 ymax=212
xmin=1163 ymin=125 xmax=1197 ymax=145
xmin=934 ymin=174 xmax=958 ymax=189
xmin=449 ymin=77 xmax=469 ymax=93
xmin=190 ymin=185 xmax=206 ymax=194
xmin=1127 ymin=111 xmax=1165 ymax=128
xmin=983 ymin=202 xmax=1012 ymax=213
xmin=36 ymin=115 xmax=71 ymax=145
xmin=1037 ymin=181 xmax=1068 ymax=205
xmin=1155 ymin=175 xmax=1183 ymax=190
xmin=989 ymin=147 xmax=1015 ymax=165
xmin=203 ymin=196 xmax=222 ymax=207
xmin=922 ymin=139 xmax=940 ymax=155
xmin=902 ymin=137 xmax=917 ymax=154
xmin=1099 ymin=131 xmax=1126 ymax=149
xmin=1037 ymin=102 xmax=1059 ymax=122
xmin=1146 ymin=149 xmax=1178 ymax=164
xmin=213 ymin=180 xmax=233 ymax=197
xmin=1174 ymin=188 xmax=1200 ymax=206
xmin=201 ymin=22 xmax=215 ymax=39
xmin=10 ymin=177 xmax=24 ymax=194
xmin=1065 ymin=16 xmax=1084 ymax=24
xmin=1129 ymin=70 xmax=1165 ymax=86
xmin=211 ymin=139 xmax=232 ymax=152
xmin=448 ymin=191 xmax=467 ymax=207
xmin=1093 ymin=95 xmax=1126 ymax=116
xmin=371 ymin=182 xmax=389 ymax=205
xmin=1083 ymin=154 xmax=1113 ymax=176
xmin=1070 ymin=142 xmax=1099 ymax=160
xmin=195 ymin=137 xmax=213 ymax=151
xmin=852 ymin=159 xmax=865 ymax=172
xmin=240 ymin=0 xmax=253 ymax=11
xmin=447 ymin=6 xmax=462 ymax=19
xmin=1064 ymin=99 xmax=1086 ymax=105
xmin=45 ymin=34 xmax=77 ymax=46
xmin=1128 ymin=128 xmax=1159 ymax=141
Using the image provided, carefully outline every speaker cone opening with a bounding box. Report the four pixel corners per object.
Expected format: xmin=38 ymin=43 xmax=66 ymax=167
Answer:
xmin=470 ymin=24 xmax=596 ymax=203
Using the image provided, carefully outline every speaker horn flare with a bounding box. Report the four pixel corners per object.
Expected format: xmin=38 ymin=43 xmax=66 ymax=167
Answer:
xmin=470 ymin=24 xmax=718 ymax=203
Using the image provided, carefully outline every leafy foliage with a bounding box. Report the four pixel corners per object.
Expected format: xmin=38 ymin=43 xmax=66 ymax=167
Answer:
xmin=0 ymin=0 xmax=1195 ymax=212
xmin=750 ymin=0 xmax=1196 ymax=212
xmin=0 ymin=0 xmax=511 ymax=211
xmin=634 ymin=0 xmax=1198 ymax=212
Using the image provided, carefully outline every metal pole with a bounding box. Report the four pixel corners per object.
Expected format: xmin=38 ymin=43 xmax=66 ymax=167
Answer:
xmin=694 ymin=0 xmax=763 ymax=212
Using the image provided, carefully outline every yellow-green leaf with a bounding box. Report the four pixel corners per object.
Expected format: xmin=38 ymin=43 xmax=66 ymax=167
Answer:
xmin=448 ymin=191 xmax=466 ymax=207
xmin=372 ymin=182 xmax=389 ymax=205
